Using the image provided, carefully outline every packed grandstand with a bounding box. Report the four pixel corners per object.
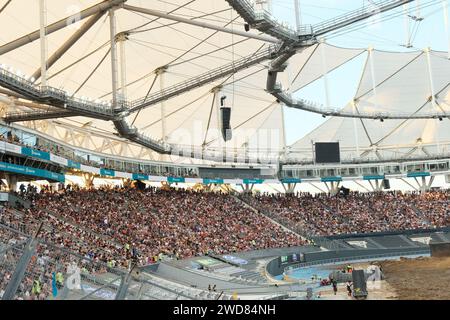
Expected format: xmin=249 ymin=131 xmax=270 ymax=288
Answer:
xmin=1 ymin=0 xmax=450 ymax=302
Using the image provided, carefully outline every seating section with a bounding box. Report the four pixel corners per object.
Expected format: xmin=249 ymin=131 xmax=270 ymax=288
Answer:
xmin=241 ymin=190 xmax=450 ymax=236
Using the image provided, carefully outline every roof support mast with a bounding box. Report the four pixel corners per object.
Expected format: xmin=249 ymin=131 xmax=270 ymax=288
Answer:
xmin=109 ymin=7 xmax=119 ymax=110
xmin=425 ymin=47 xmax=441 ymax=155
xmin=32 ymin=12 xmax=104 ymax=81
xmin=294 ymin=0 xmax=302 ymax=32
xmin=39 ymin=0 xmax=48 ymax=87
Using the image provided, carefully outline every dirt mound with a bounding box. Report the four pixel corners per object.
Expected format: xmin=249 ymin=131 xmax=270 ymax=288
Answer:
xmin=381 ymin=257 xmax=450 ymax=300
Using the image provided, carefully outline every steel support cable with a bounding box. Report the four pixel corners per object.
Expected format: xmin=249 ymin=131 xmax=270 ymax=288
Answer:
xmin=170 ymin=38 xmax=250 ymax=67
xmin=156 ymin=92 xmax=212 ymax=138
xmin=139 ymin=90 xmax=210 ymax=131
xmin=129 ymin=8 xmax=236 ymax=35
xmin=370 ymin=84 xmax=450 ymax=147
xmin=203 ymin=91 xmax=216 ymax=146
xmin=355 ymin=52 xmax=424 ymax=100
xmin=127 ymin=42 xmax=268 ymax=115
xmin=290 ymin=44 xmax=320 ymax=89
xmin=131 ymin=73 xmax=159 ymax=126
xmin=203 ymin=101 xmax=276 ymax=147
xmin=354 ymin=102 xmax=375 ymax=146
xmin=126 ymin=0 xmax=197 ymax=34
xmin=59 ymin=12 xmax=110 ymax=87
xmin=40 ymin=41 xmax=110 ymax=83
xmin=135 ymin=65 xmax=267 ymax=132
xmin=325 ymin=0 xmax=437 ymax=39
xmin=291 ymin=46 xmax=367 ymax=94
xmin=129 ymin=38 xmax=213 ymax=71
xmin=99 ymin=11 xmax=266 ymax=100
xmin=0 ymin=0 xmax=12 ymax=14
xmin=72 ymin=47 xmax=111 ymax=97
xmin=132 ymin=14 xmax=251 ymax=61
xmin=324 ymin=0 xmax=439 ymax=40
xmin=167 ymin=15 xmax=240 ymax=66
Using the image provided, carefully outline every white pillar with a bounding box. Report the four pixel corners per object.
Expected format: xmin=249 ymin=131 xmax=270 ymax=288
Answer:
xmin=109 ymin=8 xmax=119 ymax=110
xmin=118 ymin=34 xmax=128 ymax=101
xmin=39 ymin=0 xmax=48 ymax=86
xmin=294 ymin=0 xmax=302 ymax=32
xmin=266 ymin=0 xmax=273 ymax=13
xmin=425 ymin=47 xmax=441 ymax=154
xmin=352 ymin=100 xmax=360 ymax=158
xmin=158 ymin=68 xmax=167 ymax=142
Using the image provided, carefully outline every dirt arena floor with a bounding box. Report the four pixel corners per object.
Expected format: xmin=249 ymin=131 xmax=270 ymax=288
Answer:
xmin=379 ymin=256 xmax=450 ymax=300
xmin=314 ymin=257 xmax=450 ymax=300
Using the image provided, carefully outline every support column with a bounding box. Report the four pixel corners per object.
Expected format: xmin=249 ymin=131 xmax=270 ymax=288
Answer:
xmin=283 ymin=183 xmax=297 ymax=194
xmin=351 ymin=100 xmax=360 ymax=158
xmin=156 ymin=66 xmax=168 ymax=143
xmin=324 ymin=181 xmax=340 ymax=195
xmin=117 ymin=32 xmax=129 ymax=102
xmin=425 ymin=47 xmax=441 ymax=154
xmin=414 ymin=176 xmax=435 ymax=193
xmin=294 ymin=0 xmax=302 ymax=32
xmin=109 ymin=8 xmax=119 ymax=110
xmin=368 ymin=179 xmax=383 ymax=192
xmin=240 ymin=183 xmax=254 ymax=194
xmin=39 ymin=0 xmax=48 ymax=87
xmin=82 ymin=173 xmax=95 ymax=189
xmin=5 ymin=174 xmax=18 ymax=192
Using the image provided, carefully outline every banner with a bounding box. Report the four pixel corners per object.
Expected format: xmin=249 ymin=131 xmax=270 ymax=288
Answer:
xmin=0 ymin=161 xmax=65 ymax=182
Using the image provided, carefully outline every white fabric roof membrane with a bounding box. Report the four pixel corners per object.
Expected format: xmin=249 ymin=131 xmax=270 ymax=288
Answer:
xmin=289 ymin=43 xmax=365 ymax=93
xmin=0 ymin=0 xmax=285 ymax=163
xmin=290 ymin=46 xmax=450 ymax=162
xmin=0 ymin=1 xmax=448 ymax=164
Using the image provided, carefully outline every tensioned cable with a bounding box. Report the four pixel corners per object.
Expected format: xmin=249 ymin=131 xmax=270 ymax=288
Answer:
xmin=128 ymin=10 xmax=250 ymax=60
xmin=131 ymin=73 xmax=159 ymax=126
xmin=42 ymin=41 xmax=110 ymax=83
xmin=203 ymin=101 xmax=277 ymax=147
xmin=127 ymin=0 xmax=197 ymax=33
xmin=60 ymin=12 xmax=109 ymax=88
xmin=203 ymin=91 xmax=217 ymax=146
xmin=0 ymin=0 xmax=12 ymax=14
xmin=324 ymin=0 xmax=440 ymax=41
xmin=139 ymin=90 xmax=211 ymax=131
xmin=72 ymin=48 xmax=111 ymax=97
xmin=167 ymin=15 xmax=240 ymax=66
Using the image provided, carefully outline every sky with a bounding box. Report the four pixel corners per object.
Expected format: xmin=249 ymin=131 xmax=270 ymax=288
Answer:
xmin=269 ymin=0 xmax=449 ymax=145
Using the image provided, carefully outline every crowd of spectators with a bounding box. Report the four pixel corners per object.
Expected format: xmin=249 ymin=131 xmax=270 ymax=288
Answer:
xmin=2 ymin=186 xmax=305 ymax=268
xmin=241 ymin=190 xmax=450 ymax=236
xmin=0 ymin=186 xmax=449 ymax=300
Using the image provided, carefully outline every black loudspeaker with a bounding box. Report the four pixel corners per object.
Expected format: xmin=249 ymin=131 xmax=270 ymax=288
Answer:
xmin=135 ymin=180 xmax=146 ymax=191
xmin=383 ymin=179 xmax=390 ymax=190
xmin=352 ymin=270 xmax=368 ymax=299
xmin=244 ymin=23 xmax=250 ymax=32
xmin=340 ymin=186 xmax=350 ymax=196
xmin=220 ymin=96 xmax=232 ymax=142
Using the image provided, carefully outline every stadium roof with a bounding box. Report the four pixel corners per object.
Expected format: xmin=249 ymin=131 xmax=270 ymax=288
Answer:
xmin=0 ymin=0 xmax=448 ymax=164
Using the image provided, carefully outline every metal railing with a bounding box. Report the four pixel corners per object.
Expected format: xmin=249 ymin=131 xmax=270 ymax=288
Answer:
xmin=285 ymin=249 xmax=430 ymax=271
